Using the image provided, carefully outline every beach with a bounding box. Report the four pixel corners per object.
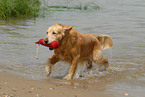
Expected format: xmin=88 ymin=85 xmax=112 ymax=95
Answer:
xmin=0 ymin=70 xmax=113 ymax=97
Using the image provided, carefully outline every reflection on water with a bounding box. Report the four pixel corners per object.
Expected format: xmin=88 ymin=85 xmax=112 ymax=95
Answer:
xmin=0 ymin=0 xmax=145 ymax=97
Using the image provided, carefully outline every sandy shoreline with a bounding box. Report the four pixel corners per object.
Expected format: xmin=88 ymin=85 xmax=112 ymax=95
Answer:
xmin=0 ymin=70 xmax=114 ymax=97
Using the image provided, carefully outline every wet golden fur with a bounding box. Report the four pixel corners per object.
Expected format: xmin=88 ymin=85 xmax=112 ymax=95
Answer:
xmin=45 ymin=24 xmax=113 ymax=80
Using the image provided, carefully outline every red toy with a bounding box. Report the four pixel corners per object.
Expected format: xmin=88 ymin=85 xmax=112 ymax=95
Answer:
xmin=35 ymin=38 xmax=59 ymax=59
xmin=35 ymin=38 xmax=59 ymax=49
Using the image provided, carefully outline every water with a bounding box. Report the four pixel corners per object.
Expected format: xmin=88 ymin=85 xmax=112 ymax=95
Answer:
xmin=0 ymin=0 xmax=145 ymax=96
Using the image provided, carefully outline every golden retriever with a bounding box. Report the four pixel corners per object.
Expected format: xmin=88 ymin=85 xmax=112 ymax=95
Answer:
xmin=44 ymin=24 xmax=113 ymax=80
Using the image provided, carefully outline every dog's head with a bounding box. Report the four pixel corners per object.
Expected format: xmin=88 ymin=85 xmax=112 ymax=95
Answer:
xmin=44 ymin=24 xmax=73 ymax=44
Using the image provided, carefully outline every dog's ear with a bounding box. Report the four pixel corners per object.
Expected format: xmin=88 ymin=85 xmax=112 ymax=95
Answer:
xmin=95 ymin=35 xmax=113 ymax=50
xmin=62 ymin=25 xmax=74 ymax=36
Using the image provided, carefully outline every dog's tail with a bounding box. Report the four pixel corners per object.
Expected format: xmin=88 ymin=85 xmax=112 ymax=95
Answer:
xmin=95 ymin=35 xmax=113 ymax=50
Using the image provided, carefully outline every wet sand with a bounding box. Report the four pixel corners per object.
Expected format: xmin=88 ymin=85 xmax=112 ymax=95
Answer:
xmin=0 ymin=70 xmax=114 ymax=97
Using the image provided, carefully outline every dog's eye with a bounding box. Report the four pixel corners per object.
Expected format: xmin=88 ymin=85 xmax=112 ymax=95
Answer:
xmin=46 ymin=32 xmax=48 ymax=34
xmin=52 ymin=32 xmax=56 ymax=34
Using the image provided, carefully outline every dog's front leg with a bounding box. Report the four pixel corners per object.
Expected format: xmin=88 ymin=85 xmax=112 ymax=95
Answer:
xmin=63 ymin=55 xmax=80 ymax=80
xmin=45 ymin=54 xmax=59 ymax=77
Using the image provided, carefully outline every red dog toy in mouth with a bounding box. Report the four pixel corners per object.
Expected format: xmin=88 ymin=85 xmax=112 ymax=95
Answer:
xmin=35 ymin=38 xmax=59 ymax=59
xmin=35 ymin=38 xmax=59 ymax=49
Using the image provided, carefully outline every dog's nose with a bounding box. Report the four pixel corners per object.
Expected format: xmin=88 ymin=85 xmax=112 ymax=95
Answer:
xmin=44 ymin=38 xmax=48 ymax=44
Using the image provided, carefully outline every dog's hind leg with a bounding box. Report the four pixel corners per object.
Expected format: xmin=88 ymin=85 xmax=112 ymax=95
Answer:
xmin=92 ymin=42 xmax=110 ymax=71
xmin=45 ymin=54 xmax=59 ymax=77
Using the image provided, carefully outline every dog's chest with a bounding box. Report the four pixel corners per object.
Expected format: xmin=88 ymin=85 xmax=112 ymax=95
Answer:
xmin=59 ymin=55 xmax=65 ymax=60
xmin=56 ymin=48 xmax=73 ymax=60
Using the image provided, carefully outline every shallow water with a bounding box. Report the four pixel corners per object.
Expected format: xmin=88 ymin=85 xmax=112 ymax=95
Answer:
xmin=0 ymin=0 xmax=145 ymax=97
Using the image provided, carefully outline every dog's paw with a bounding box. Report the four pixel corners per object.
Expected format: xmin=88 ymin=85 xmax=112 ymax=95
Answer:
xmin=63 ymin=74 xmax=72 ymax=80
xmin=46 ymin=72 xmax=51 ymax=78
xmin=99 ymin=65 xmax=111 ymax=72
xmin=45 ymin=66 xmax=51 ymax=76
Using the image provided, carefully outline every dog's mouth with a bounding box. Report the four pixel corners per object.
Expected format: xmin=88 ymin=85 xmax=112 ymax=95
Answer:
xmin=43 ymin=39 xmax=60 ymax=50
xmin=49 ymin=48 xmax=54 ymax=50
